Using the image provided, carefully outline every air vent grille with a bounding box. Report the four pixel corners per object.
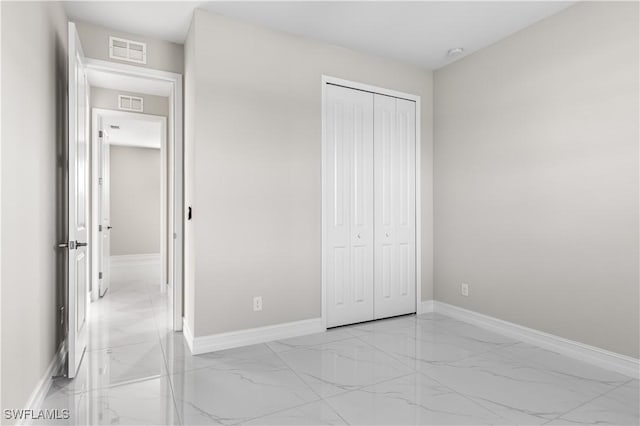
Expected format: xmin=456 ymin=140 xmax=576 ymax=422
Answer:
xmin=118 ymin=95 xmax=144 ymax=112
xmin=109 ymin=36 xmax=147 ymax=64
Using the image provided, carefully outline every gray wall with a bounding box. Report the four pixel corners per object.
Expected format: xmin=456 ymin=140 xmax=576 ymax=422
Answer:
xmin=1 ymin=0 xmax=68 ymax=415
xmin=75 ymin=21 xmax=183 ymax=74
xmin=186 ymin=10 xmax=434 ymax=337
xmin=434 ymin=1 xmax=639 ymax=358
xmin=110 ymin=146 xmax=161 ymax=256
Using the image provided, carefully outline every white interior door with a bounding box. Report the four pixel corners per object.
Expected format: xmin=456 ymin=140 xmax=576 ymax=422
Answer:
xmin=67 ymin=22 xmax=89 ymax=378
xmin=325 ymin=84 xmax=375 ymax=328
xmin=99 ymin=130 xmax=111 ymax=297
xmin=374 ymin=95 xmax=416 ymax=319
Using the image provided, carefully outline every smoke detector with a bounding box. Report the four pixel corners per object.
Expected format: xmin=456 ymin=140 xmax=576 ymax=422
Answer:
xmin=447 ymin=47 xmax=464 ymax=57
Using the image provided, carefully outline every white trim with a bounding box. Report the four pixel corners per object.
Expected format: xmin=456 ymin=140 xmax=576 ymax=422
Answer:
xmin=188 ymin=318 xmax=325 ymax=355
xmin=94 ymin=107 xmax=165 ymax=124
xmin=84 ymin=57 xmax=183 ymax=332
xmin=431 ymin=301 xmax=640 ymax=379
xmin=19 ymin=343 xmax=65 ymax=425
xmin=91 ymin=108 xmax=167 ymax=300
xmin=320 ymin=75 xmax=422 ymax=328
xmin=182 ymin=318 xmax=195 ymax=354
xmin=415 ymin=93 xmax=422 ymax=315
xmin=322 ymin=76 xmax=420 ymax=102
xmin=110 ymin=253 xmax=161 ymax=267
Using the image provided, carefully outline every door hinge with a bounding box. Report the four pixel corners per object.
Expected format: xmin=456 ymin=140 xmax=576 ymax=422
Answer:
xmin=99 ymin=177 xmax=103 ymax=185
xmin=98 ymin=224 xmax=102 ymax=232
xmin=99 ymin=272 xmax=103 ymax=279
xmin=59 ymin=306 xmax=64 ymax=325
xmin=99 ymin=130 xmax=103 ymax=138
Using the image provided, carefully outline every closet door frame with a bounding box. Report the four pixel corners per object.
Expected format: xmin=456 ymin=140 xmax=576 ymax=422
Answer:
xmin=321 ymin=75 xmax=422 ymax=329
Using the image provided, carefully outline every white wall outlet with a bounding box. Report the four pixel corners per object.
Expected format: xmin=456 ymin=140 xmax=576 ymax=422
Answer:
xmin=461 ymin=283 xmax=469 ymax=297
xmin=253 ymin=296 xmax=263 ymax=311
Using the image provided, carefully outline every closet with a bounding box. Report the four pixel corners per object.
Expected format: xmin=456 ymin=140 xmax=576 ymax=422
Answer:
xmin=325 ymin=82 xmax=417 ymax=328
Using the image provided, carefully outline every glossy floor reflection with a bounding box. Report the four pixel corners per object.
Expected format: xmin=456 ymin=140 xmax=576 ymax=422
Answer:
xmin=39 ymin=264 xmax=639 ymax=425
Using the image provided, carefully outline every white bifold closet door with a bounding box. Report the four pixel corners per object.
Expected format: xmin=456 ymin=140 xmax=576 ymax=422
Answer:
xmin=325 ymin=84 xmax=375 ymax=328
xmin=373 ymin=94 xmax=416 ymax=320
xmin=325 ymin=84 xmax=416 ymax=328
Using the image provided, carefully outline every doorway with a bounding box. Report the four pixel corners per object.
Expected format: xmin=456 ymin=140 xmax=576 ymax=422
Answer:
xmin=92 ymin=109 xmax=167 ymax=301
xmin=85 ymin=62 xmax=183 ymax=335
xmin=66 ymin=22 xmax=183 ymax=379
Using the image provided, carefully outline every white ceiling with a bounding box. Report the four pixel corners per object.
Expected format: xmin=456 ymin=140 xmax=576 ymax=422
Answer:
xmin=87 ymin=68 xmax=172 ymax=96
xmin=102 ymin=114 xmax=163 ymax=149
xmin=64 ymin=1 xmax=576 ymax=69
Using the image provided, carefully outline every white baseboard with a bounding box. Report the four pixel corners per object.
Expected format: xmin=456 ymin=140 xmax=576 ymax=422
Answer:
xmin=182 ymin=318 xmax=195 ymax=354
xmin=20 ymin=342 xmax=65 ymax=425
xmin=110 ymin=253 xmax=160 ymax=267
xmin=417 ymin=299 xmax=434 ymax=314
xmin=186 ymin=318 xmax=325 ymax=355
xmin=427 ymin=301 xmax=639 ymax=379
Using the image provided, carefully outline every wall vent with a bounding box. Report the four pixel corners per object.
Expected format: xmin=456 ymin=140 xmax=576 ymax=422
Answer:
xmin=118 ymin=95 xmax=144 ymax=112
xmin=109 ymin=36 xmax=147 ymax=64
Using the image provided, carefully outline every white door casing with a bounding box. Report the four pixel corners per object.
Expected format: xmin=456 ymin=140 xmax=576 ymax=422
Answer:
xmin=67 ymin=22 xmax=89 ymax=378
xmin=85 ymin=59 xmax=183 ymax=332
xmin=99 ymin=130 xmax=111 ymax=297
xmin=373 ymin=95 xmax=416 ymax=319
xmin=325 ymin=84 xmax=375 ymax=328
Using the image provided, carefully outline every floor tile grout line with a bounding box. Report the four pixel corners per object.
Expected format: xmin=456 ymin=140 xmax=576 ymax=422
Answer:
xmin=48 ymin=372 xmax=170 ymax=401
xmin=320 ymin=371 xmax=419 ymax=425
xmin=194 ymin=342 xmax=328 ymax=426
xmin=229 ymin=398 xmax=339 ymax=426
xmin=59 ymin=273 xmax=176 ymax=400
xmin=416 ymin=357 xmax=633 ymax=425
xmin=267 ymin=333 xmax=357 ymax=356
xmin=265 ymin=339 xmax=326 ymax=401
xmin=262 ymin=334 xmax=425 ymax=426
xmin=142 ymin=279 xmax=186 ymax=425
xmin=541 ymin=377 xmax=635 ymax=424
xmin=347 ymin=314 xmax=522 ymax=371
xmin=414 ymin=368 xmax=521 ymax=424
xmin=346 ymin=329 xmax=422 ymax=373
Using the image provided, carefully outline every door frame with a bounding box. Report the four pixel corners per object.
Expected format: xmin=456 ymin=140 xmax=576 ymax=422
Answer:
xmin=320 ymin=75 xmax=422 ymax=329
xmin=86 ymin=58 xmax=184 ymax=331
xmin=91 ymin=109 xmax=168 ymax=299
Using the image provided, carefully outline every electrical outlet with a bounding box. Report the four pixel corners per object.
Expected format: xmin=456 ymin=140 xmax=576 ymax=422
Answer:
xmin=253 ymin=296 xmax=263 ymax=311
xmin=461 ymin=283 xmax=469 ymax=297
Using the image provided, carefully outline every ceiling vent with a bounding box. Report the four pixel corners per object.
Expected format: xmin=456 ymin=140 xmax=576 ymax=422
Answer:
xmin=109 ymin=36 xmax=147 ymax=64
xmin=118 ymin=95 xmax=144 ymax=112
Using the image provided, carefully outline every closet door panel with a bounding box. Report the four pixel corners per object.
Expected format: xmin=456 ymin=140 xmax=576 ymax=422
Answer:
xmin=326 ymin=84 xmax=374 ymax=327
xmin=374 ymin=95 xmax=416 ymax=319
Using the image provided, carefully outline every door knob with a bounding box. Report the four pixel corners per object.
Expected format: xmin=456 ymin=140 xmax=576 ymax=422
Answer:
xmin=107 ymin=226 xmax=113 ymax=230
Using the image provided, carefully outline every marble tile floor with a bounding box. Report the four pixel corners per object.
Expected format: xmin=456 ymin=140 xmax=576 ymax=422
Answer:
xmin=38 ymin=265 xmax=639 ymax=425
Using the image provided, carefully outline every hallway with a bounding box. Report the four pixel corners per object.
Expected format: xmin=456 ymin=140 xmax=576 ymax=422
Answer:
xmin=35 ymin=264 xmax=639 ymax=425
xmin=40 ymin=262 xmax=178 ymax=424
